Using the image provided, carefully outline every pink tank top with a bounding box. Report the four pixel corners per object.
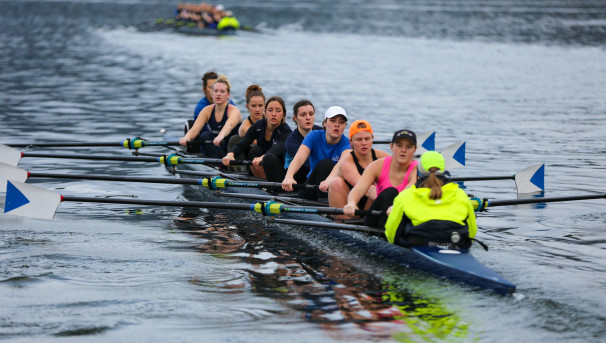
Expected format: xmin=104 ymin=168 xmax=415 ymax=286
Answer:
xmin=376 ymin=156 xmax=418 ymax=195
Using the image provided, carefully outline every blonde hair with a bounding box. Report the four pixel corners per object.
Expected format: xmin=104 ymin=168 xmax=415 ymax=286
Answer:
xmin=421 ymin=168 xmax=444 ymax=200
xmin=213 ymin=74 xmax=231 ymax=93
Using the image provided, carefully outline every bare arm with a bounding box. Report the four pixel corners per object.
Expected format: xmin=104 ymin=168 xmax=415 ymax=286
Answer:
xmin=281 ymin=145 xmax=311 ymax=191
xmin=405 ymin=164 xmax=418 ymax=189
xmin=213 ymin=105 xmax=242 ymax=146
xmin=238 ymin=119 xmax=251 ymax=137
xmin=343 ymin=159 xmax=382 ymax=216
xmin=319 ymin=149 xmax=351 ymax=192
xmin=180 ymin=106 xmax=210 ymax=145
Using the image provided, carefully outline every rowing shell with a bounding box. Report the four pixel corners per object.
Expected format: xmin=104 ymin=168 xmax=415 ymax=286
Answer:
xmin=162 ymin=132 xmax=516 ymax=294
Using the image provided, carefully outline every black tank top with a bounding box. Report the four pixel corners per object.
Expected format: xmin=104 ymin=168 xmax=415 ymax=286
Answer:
xmin=345 ymin=149 xmax=378 ymax=189
xmin=206 ymin=104 xmax=229 ymax=135
xmin=351 ymin=149 xmax=378 ymax=175
xmin=346 ymin=149 xmax=378 ymax=209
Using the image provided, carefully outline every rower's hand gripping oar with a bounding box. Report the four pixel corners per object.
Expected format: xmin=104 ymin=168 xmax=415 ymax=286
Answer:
xmin=198 ymin=176 xmax=317 ymax=191
xmin=2 ymin=181 xmax=380 ymax=220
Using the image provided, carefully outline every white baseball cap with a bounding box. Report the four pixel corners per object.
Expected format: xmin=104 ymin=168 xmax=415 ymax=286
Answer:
xmin=324 ymin=106 xmax=348 ymax=120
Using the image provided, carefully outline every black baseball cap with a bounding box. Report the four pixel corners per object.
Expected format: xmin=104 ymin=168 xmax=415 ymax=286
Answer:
xmin=391 ymin=129 xmax=416 ymax=145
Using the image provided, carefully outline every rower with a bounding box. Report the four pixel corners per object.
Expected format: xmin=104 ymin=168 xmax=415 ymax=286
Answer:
xmin=187 ymin=71 xmax=235 ymax=138
xmin=281 ymin=106 xmax=350 ymax=200
xmin=384 ymin=151 xmax=477 ymax=248
xmin=222 ymin=96 xmax=292 ymax=178
xmin=226 ymin=84 xmax=265 ymax=163
xmin=323 ymin=120 xmax=389 ymax=219
xmin=343 ymin=129 xmax=418 ymax=228
xmin=263 ymin=99 xmax=322 ymax=183
xmin=179 ymin=74 xmax=242 ymax=158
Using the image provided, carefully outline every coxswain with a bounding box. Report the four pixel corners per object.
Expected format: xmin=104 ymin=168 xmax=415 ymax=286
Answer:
xmin=217 ymin=11 xmax=240 ymax=31
xmin=384 ymin=151 xmax=477 ymax=248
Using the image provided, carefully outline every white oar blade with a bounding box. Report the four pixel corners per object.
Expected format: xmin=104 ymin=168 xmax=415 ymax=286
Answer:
xmin=416 ymin=131 xmax=436 ymax=155
xmin=0 ymin=145 xmax=22 ymax=166
xmin=0 ymin=163 xmax=28 ymax=192
xmin=3 ymin=180 xmax=61 ymax=219
xmin=514 ymin=163 xmax=545 ymax=193
xmin=441 ymin=141 xmax=466 ymax=171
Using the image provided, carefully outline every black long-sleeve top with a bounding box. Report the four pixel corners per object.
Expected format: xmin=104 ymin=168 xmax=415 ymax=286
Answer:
xmin=230 ymin=118 xmax=292 ymax=158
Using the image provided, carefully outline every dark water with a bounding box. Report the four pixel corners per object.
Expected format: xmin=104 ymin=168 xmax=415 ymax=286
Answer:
xmin=1 ymin=0 xmax=606 ymax=342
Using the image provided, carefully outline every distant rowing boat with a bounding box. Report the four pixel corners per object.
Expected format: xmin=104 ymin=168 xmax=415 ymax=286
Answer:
xmin=138 ymin=18 xmax=239 ymax=36
xmin=161 ymin=132 xmax=517 ymax=295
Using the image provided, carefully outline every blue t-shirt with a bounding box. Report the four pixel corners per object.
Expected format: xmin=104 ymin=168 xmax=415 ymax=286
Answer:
xmin=194 ymin=97 xmax=235 ymax=120
xmin=284 ymin=125 xmax=322 ymax=169
xmin=301 ymin=130 xmax=350 ymax=176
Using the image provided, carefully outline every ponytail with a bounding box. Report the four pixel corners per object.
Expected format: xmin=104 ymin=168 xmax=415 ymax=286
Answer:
xmin=421 ymin=168 xmax=444 ymax=200
xmin=245 ymin=84 xmax=265 ymax=104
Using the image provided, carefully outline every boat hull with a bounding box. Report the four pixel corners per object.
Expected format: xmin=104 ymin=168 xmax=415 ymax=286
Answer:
xmin=162 ymin=133 xmax=516 ymax=294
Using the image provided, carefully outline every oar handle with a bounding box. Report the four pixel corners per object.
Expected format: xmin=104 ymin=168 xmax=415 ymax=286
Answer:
xmin=179 ymin=157 xmax=251 ymax=165
xmin=226 ymin=180 xmax=316 ymax=190
xmin=187 ymin=139 xmax=213 ymax=145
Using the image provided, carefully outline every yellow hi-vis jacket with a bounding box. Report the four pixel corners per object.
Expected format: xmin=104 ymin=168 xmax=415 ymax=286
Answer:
xmin=384 ymin=182 xmax=477 ymax=244
xmin=217 ymin=16 xmax=240 ymax=30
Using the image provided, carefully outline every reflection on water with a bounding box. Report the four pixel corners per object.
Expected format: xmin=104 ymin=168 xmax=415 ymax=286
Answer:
xmin=173 ymin=211 xmax=471 ymax=341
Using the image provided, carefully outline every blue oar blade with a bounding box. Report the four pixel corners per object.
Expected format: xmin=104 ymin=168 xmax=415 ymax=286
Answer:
xmin=4 ymin=181 xmax=61 ymax=219
xmin=0 ymin=145 xmax=22 ymax=166
xmin=0 ymin=163 xmax=28 ymax=192
xmin=441 ymin=141 xmax=466 ymax=170
xmin=515 ymin=163 xmax=545 ymax=193
xmin=416 ymin=131 xmax=436 ymax=154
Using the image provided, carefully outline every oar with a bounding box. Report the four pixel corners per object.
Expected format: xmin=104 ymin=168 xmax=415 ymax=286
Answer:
xmin=3 ymin=138 xmax=177 ymax=149
xmin=441 ymin=141 xmax=465 ymax=171
xmin=272 ymin=218 xmax=383 ymax=235
xmin=452 ymin=164 xmax=545 ymax=193
xmin=2 ymin=137 xmax=214 ymax=150
xmin=0 ymin=164 xmax=315 ymax=193
xmin=0 ymin=162 xmax=203 ymax=192
xmin=471 ymin=193 xmax=606 ymax=212
xmin=0 ymin=145 xmax=249 ymax=167
xmin=2 ymin=181 xmax=380 ymax=220
xmin=219 ymin=192 xmax=328 ymax=207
